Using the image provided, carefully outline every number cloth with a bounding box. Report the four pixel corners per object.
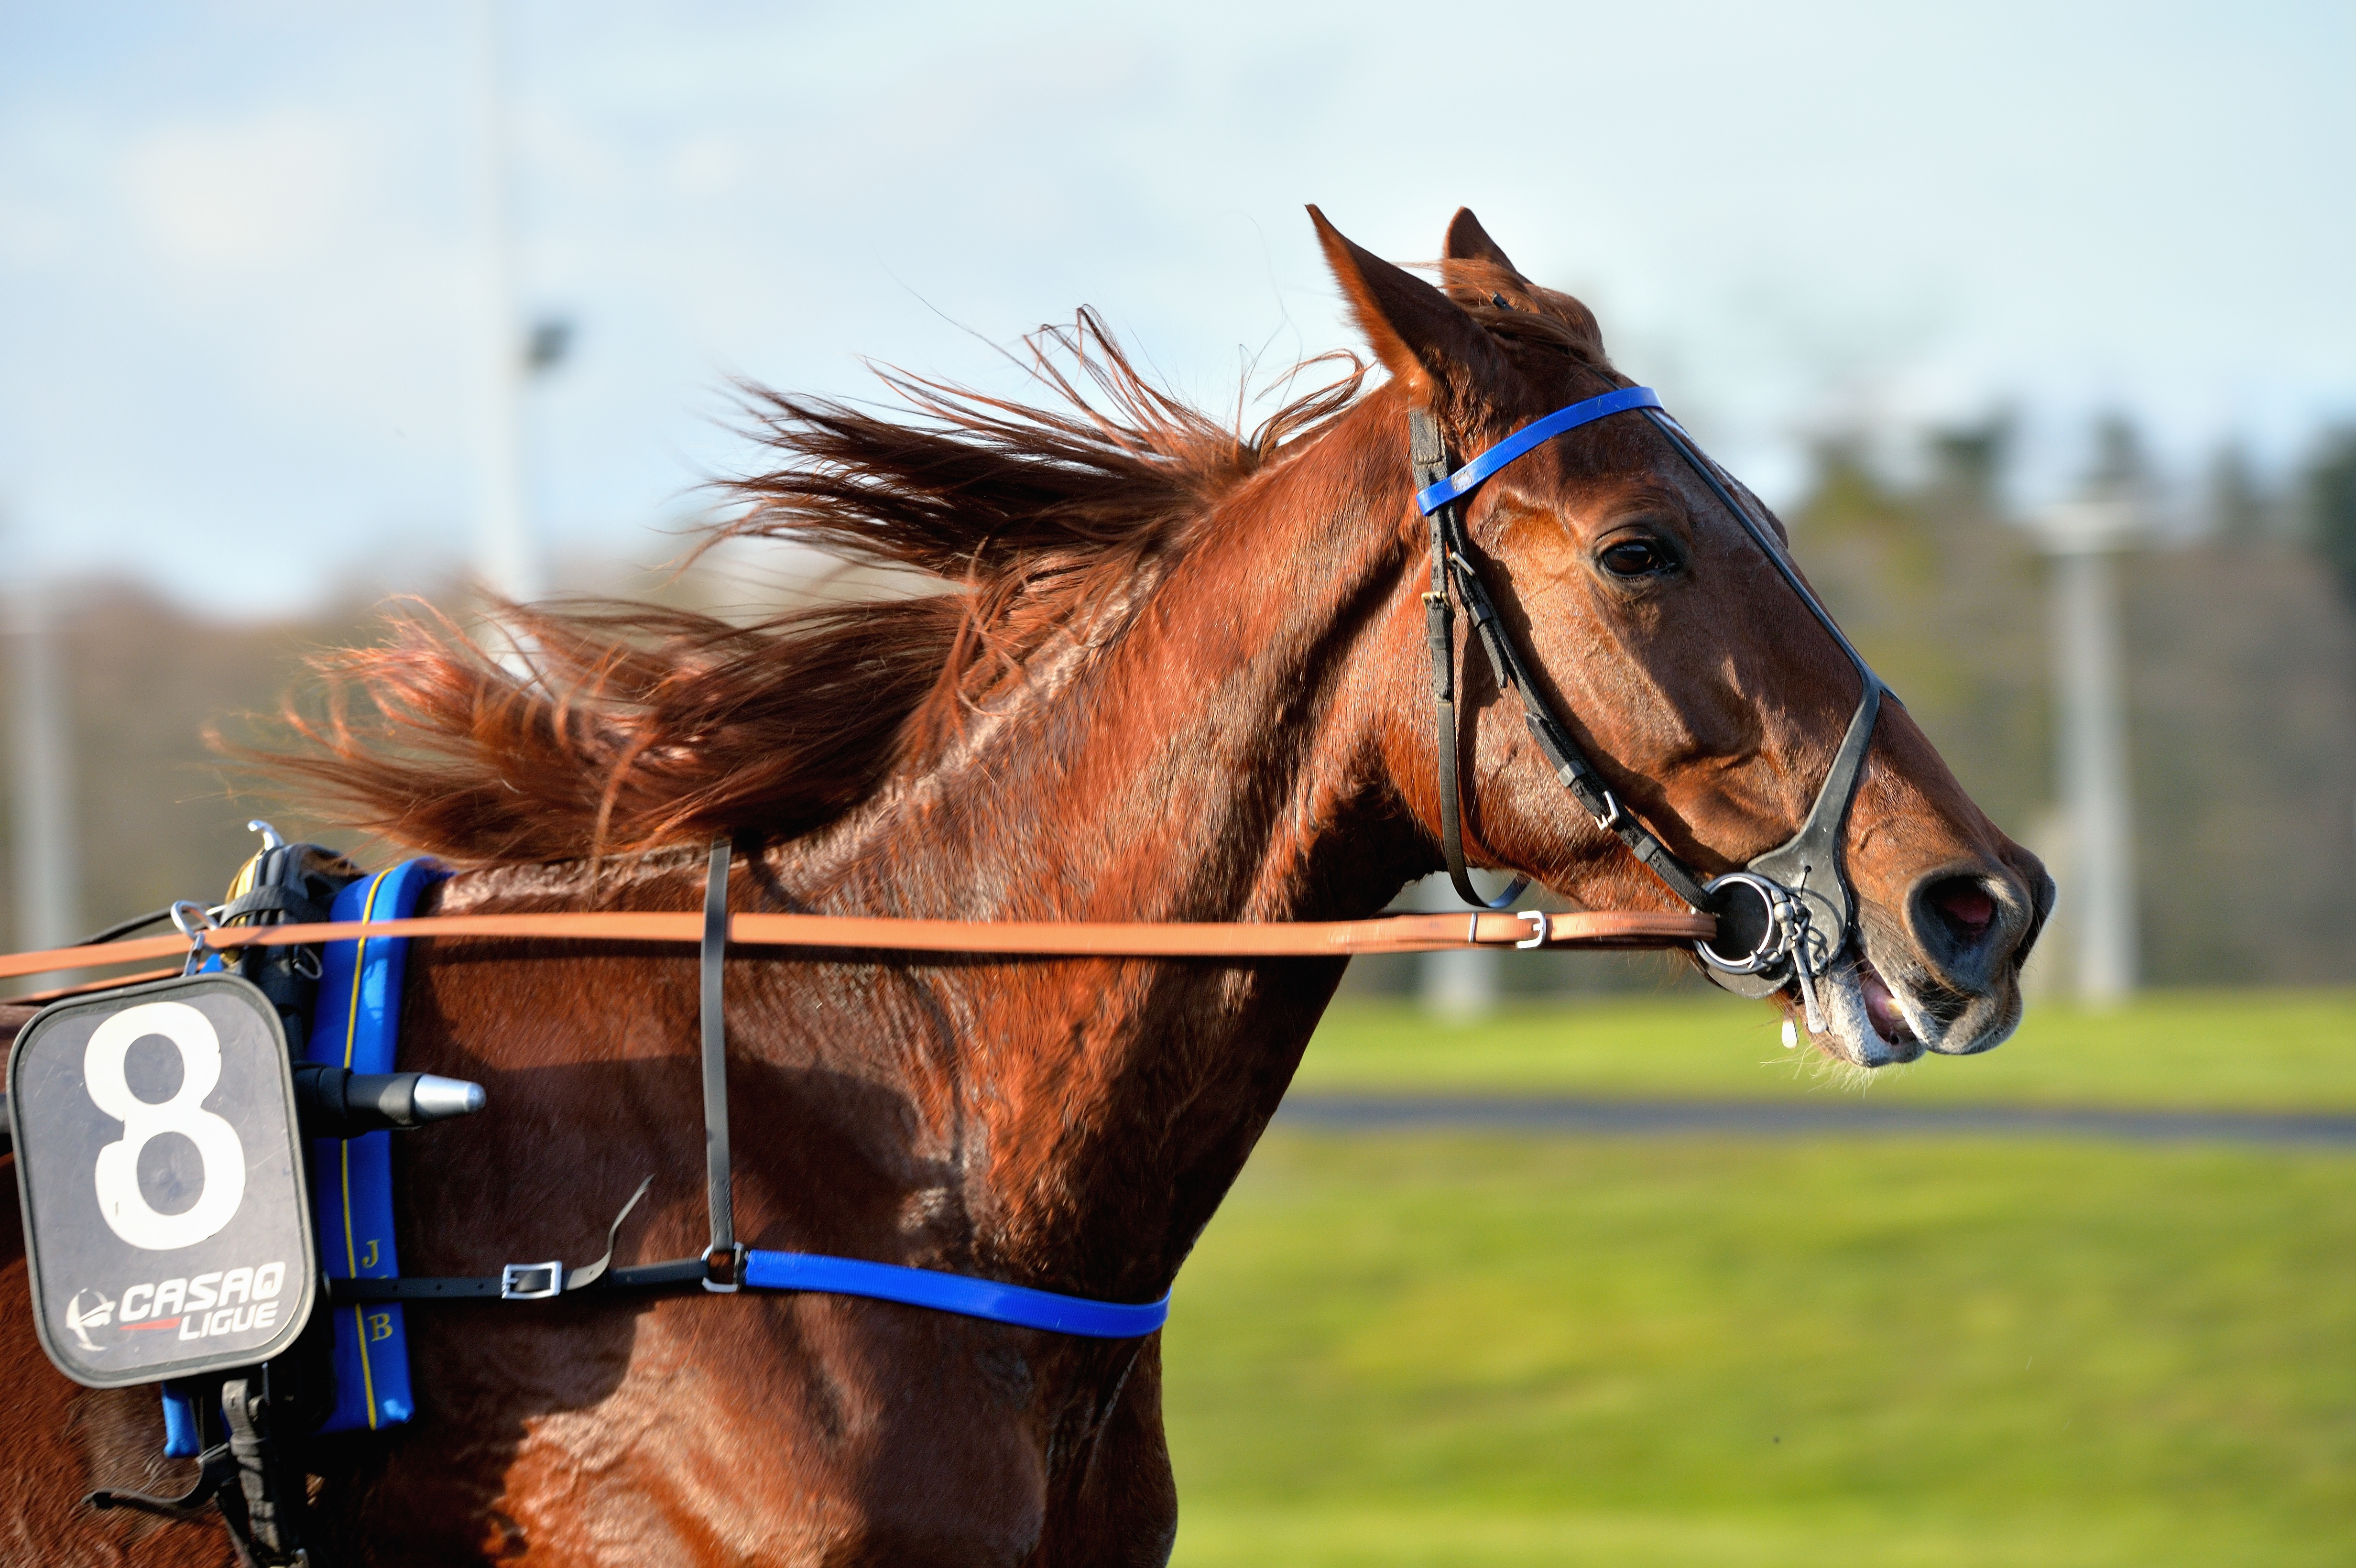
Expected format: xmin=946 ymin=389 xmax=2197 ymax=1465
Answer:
xmin=163 ymin=860 xmax=440 ymax=1455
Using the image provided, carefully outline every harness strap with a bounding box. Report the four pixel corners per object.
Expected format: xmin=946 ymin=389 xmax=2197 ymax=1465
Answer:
xmin=330 ymin=1259 xmax=710 ymax=1301
xmin=701 ymin=838 xmax=740 ymax=1290
xmin=320 ymin=1154 xmax=1171 ymax=1336
xmin=220 ymin=1377 xmax=303 ymax=1565
xmin=1412 ymin=408 xmax=1528 ymax=911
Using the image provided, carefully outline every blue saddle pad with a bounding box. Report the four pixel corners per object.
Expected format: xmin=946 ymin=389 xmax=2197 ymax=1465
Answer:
xmin=163 ymin=859 xmax=441 ymax=1454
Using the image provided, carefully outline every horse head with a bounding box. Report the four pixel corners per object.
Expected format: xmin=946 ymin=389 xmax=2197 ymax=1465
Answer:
xmin=1314 ymin=207 xmax=2053 ymax=1067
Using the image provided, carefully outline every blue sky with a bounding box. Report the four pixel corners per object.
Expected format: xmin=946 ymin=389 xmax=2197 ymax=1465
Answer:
xmin=2 ymin=0 xmax=2350 ymax=615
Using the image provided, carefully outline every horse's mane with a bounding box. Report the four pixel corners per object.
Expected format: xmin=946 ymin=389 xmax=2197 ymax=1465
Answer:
xmin=246 ymin=311 xmax=1367 ymax=866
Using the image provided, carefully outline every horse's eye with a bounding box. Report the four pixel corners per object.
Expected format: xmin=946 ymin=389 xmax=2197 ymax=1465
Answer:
xmin=1599 ymin=539 xmax=1669 ymax=577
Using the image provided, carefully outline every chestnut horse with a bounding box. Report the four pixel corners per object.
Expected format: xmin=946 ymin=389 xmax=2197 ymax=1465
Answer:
xmin=2 ymin=209 xmax=2049 ymax=1566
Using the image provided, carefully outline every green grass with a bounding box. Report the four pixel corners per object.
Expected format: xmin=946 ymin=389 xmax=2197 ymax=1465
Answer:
xmin=1163 ymin=1131 xmax=2356 ymax=1567
xmin=1295 ymin=989 xmax=2356 ymax=1110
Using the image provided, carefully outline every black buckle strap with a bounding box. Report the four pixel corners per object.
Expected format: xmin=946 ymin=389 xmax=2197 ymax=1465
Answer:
xmin=328 ymin=1257 xmax=711 ymax=1303
xmin=324 ymin=1172 xmax=710 ymax=1302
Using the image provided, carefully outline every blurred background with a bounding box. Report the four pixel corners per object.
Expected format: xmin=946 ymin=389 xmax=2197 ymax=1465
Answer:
xmin=3 ymin=2 xmax=2351 ymax=1563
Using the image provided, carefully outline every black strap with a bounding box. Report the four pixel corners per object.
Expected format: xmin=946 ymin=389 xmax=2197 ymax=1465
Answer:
xmin=220 ymin=1377 xmax=303 ymax=1565
xmin=1636 ymin=405 xmax=1889 ymax=949
xmin=87 ymin=1444 xmax=240 ymax=1523
xmin=73 ymin=905 xmax=177 ymax=947
xmin=325 ymin=1172 xmax=704 ymax=1301
xmin=700 ymin=837 xmax=740 ymax=1289
xmin=1411 ymin=411 xmax=1527 ymax=911
xmin=328 ymin=1258 xmax=709 ymax=1302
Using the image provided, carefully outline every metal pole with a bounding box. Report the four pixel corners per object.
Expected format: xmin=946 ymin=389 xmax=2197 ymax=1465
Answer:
xmin=1406 ymin=872 xmax=1502 ymax=1021
xmin=9 ymin=583 xmax=80 ymax=956
xmin=472 ymin=0 xmax=538 ymax=605
xmin=2041 ymin=499 xmax=2137 ymax=1005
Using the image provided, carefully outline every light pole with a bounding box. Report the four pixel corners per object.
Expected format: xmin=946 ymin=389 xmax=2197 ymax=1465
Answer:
xmin=2033 ymin=494 xmax=2138 ymax=1005
xmin=8 ymin=573 xmax=80 ymax=962
xmin=1406 ymin=872 xmax=1505 ymax=1021
xmin=472 ymin=0 xmax=539 ymax=606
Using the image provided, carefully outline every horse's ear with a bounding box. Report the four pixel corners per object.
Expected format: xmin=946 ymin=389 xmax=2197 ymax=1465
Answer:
xmin=1308 ymin=206 xmax=1508 ymax=408
xmin=1443 ymin=208 xmax=1523 ymax=278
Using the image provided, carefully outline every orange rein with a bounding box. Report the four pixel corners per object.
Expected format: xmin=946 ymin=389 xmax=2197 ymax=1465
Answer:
xmin=0 ymin=906 xmax=1713 ymax=985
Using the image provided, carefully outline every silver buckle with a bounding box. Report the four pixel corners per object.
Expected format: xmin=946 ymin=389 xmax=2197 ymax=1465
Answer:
xmin=500 ymin=1261 xmax=564 ymax=1300
xmin=702 ymin=1244 xmax=745 ymax=1295
xmin=1515 ymin=911 xmax=1551 ymax=949
xmin=170 ymin=899 xmax=221 ymax=975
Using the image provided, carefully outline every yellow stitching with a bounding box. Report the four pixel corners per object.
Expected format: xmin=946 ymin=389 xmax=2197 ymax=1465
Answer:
xmin=341 ymin=871 xmax=391 ymax=1426
xmin=354 ymin=1304 xmax=379 ymax=1428
xmin=342 ymin=872 xmax=386 ymax=1070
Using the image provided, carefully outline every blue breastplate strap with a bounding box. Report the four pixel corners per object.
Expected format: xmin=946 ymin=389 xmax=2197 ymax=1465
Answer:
xmin=331 ymin=1251 xmax=1173 ymax=1337
xmin=745 ymin=1251 xmax=1169 ymax=1336
xmin=1414 ymin=385 xmax=1662 ymax=515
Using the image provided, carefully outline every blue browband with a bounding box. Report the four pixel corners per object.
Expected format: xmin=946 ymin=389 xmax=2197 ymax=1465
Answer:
xmin=744 ymin=1251 xmax=1171 ymax=1337
xmin=1414 ymin=385 xmax=1663 ymax=516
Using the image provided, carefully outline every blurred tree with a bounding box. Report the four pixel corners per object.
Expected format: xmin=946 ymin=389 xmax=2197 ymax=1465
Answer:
xmin=2309 ymin=427 xmax=2356 ymax=611
xmin=2207 ymin=441 xmax=2275 ymax=542
xmin=2089 ymin=413 xmax=2149 ymax=491
xmin=1787 ymin=421 xmax=2047 ymax=838
xmin=2123 ymin=536 xmax=2356 ymax=982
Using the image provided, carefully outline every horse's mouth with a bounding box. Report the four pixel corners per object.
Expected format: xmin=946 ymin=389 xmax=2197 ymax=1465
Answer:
xmin=1795 ymin=956 xmax=1929 ymax=1068
xmin=1859 ymin=962 xmax=1919 ymax=1056
xmin=1801 ymin=946 xmax=2027 ymax=1069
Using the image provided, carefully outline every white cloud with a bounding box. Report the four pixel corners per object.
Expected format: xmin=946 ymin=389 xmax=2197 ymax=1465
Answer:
xmin=120 ymin=110 xmax=360 ymax=272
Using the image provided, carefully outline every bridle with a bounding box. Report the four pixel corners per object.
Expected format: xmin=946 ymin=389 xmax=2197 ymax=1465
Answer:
xmin=1409 ymin=384 xmax=1889 ymax=1035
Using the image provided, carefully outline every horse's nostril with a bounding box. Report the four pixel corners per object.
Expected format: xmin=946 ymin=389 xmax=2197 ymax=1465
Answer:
xmin=1924 ymin=877 xmax=1996 ymax=942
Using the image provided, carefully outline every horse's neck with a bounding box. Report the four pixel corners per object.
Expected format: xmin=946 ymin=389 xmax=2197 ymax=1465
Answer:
xmin=771 ymin=418 xmax=1419 ymax=1294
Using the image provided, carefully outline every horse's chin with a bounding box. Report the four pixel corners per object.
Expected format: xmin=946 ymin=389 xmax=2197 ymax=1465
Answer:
xmin=1790 ymin=950 xmax=2025 ymax=1069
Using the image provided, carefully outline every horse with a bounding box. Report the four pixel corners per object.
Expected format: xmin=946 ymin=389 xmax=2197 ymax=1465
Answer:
xmin=2 ymin=207 xmax=2050 ymax=1567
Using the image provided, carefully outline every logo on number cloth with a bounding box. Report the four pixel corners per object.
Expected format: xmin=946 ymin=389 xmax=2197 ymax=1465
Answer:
xmin=8 ymin=973 xmax=318 ymax=1388
xmin=57 ymin=1259 xmax=295 ymax=1354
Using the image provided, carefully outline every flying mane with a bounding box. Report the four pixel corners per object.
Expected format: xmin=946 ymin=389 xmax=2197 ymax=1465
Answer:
xmin=251 ymin=311 xmax=1370 ymax=866
xmin=252 ymin=255 xmax=1614 ymax=869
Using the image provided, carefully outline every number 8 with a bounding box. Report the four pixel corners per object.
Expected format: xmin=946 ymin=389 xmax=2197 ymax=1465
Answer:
xmin=84 ymin=1002 xmax=247 ymax=1252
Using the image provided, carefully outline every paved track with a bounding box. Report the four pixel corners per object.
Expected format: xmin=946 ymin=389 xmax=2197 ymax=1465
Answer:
xmin=1275 ymin=1093 xmax=2356 ymax=1148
